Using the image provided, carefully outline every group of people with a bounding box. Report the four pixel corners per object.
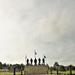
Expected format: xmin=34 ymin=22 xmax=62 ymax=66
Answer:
xmin=26 ymin=58 xmax=45 ymax=65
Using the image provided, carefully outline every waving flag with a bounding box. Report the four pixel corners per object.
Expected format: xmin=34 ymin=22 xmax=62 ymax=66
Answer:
xmin=44 ymin=55 xmax=46 ymax=58
xmin=34 ymin=51 xmax=37 ymax=58
xmin=35 ymin=51 xmax=37 ymax=55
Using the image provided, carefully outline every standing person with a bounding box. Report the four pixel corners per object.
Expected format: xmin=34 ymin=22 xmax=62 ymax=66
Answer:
xmin=38 ymin=58 xmax=41 ymax=65
xmin=34 ymin=58 xmax=37 ymax=65
xmin=30 ymin=58 xmax=33 ymax=65
xmin=27 ymin=58 xmax=29 ymax=65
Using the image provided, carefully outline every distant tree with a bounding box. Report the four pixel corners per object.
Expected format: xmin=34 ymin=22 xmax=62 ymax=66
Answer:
xmin=14 ymin=64 xmax=21 ymax=71
xmin=52 ymin=67 xmax=56 ymax=70
xmin=72 ymin=66 xmax=75 ymax=71
xmin=58 ymin=65 xmax=65 ymax=71
xmin=2 ymin=63 xmax=6 ymax=68
xmin=0 ymin=62 xmax=25 ymax=72
xmin=21 ymin=63 xmax=24 ymax=71
xmin=65 ymin=66 xmax=69 ymax=71
xmin=0 ymin=62 xmax=2 ymax=69
xmin=53 ymin=62 xmax=59 ymax=70
xmin=6 ymin=64 xmax=10 ymax=70
xmin=54 ymin=62 xmax=59 ymax=68
xmin=10 ymin=65 xmax=14 ymax=72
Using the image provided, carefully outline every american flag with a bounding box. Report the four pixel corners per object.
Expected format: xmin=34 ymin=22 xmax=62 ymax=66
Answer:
xmin=34 ymin=51 xmax=37 ymax=55
xmin=44 ymin=55 xmax=46 ymax=58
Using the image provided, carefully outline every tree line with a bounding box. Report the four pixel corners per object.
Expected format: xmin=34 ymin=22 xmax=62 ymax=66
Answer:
xmin=0 ymin=62 xmax=24 ymax=72
xmin=50 ymin=62 xmax=75 ymax=71
xmin=0 ymin=61 xmax=75 ymax=72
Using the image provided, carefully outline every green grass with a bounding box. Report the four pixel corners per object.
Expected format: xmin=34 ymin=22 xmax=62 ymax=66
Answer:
xmin=0 ymin=71 xmax=75 ymax=75
xmin=48 ymin=70 xmax=75 ymax=75
xmin=0 ymin=72 xmax=21 ymax=75
xmin=0 ymin=72 xmax=13 ymax=75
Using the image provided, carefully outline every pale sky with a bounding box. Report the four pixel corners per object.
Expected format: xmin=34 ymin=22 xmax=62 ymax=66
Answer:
xmin=0 ymin=0 xmax=75 ymax=66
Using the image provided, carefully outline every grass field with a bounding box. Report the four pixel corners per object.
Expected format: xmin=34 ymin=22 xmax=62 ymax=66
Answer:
xmin=0 ymin=72 xmax=13 ymax=75
xmin=48 ymin=70 xmax=75 ymax=75
xmin=0 ymin=72 xmax=22 ymax=75
xmin=0 ymin=71 xmax=75 ymax=75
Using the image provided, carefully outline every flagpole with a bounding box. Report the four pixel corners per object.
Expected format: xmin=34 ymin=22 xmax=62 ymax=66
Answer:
xmin=34 ymin=51 xmax=37 ymax=58
xmin=34 ymin=51 xmax=35 ymax=59
xmin=35 ymin=54 xmax=36 ymax=58
xmin=43 ymin=54 xmax=46 ymax=65
xmin=25 ymin=55 xmax=27 ymax=65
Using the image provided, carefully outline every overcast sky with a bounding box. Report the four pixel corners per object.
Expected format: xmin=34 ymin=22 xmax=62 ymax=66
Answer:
xmin=0 ymin=0 xmax=75 ymax=66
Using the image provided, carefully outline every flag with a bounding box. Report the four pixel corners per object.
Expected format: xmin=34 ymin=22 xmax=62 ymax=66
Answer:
xmin=44 ymin=55 xmax=46 ymax=58
xmin=34 ymin=51 xmax=37 ymax=55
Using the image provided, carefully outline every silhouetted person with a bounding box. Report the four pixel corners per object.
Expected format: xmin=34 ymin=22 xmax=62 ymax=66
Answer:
xmin=30 ymin=58 xmax=33 ymax=65
xmin=34 ymin=58 xmax=37 ymax=65
xmin=27 ymin=58 xmax=29 ymax=65
xmin=38 ymin=58 xmax=41 ymax=65
xmin=42 ymin=58 xmax=45 ymax=65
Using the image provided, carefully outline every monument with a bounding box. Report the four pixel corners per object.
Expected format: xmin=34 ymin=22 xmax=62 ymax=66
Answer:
xmin=24 ymin=56 xmax=49 ymax=75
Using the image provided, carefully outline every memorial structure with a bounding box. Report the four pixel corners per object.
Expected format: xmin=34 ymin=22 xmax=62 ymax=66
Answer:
xmin=24 ymin=57 xmax=49 ymax=75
